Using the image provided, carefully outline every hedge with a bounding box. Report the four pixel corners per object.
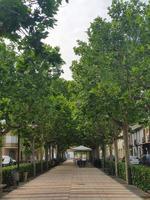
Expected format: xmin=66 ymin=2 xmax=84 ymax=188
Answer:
xmin=2 ymin=159 xmax=62 ymax=186
xmin=130 ymin=165 xmax=150 ymax=192
xmin=93 ymin=159 xmax=102 ymax=168
xmin=103 ymin=160 xmax=150 ymax=192
xmin=118 ymin=162 xmax=126 ymax=180
xmin=105 ymin=160 xmax=115 ymax=175
xmin=3 ymin=163 xmax=33 ymax=186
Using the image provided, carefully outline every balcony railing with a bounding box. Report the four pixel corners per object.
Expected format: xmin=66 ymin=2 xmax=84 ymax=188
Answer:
xmin=3 ymin=142 xmax=18 ymax=148
xmin=142 ymin=137 xmax=146 ymax=143
xmin=134 ymin=139 xmax=138 ymax=146
xmin=147 ymin=135 xmax=150 ymax=142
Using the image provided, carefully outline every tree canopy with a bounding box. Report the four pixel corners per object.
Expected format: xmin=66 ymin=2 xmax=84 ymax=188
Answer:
xmin=71 ymin=0 xmax=150 ymax=183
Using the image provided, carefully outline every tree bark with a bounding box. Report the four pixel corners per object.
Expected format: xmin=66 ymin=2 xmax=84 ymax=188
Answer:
xmin=40 ymin=146 xmax=43 ymax=173
xmin=109 ymin=144 xmax=113 ymax=161
xmin=95 ymin=145 xmax=100 ymax=160
xmin=49 ymin=144 xmax=52 ymax=161
xmin=101 ymin=144 xmax=106 ymax=170
xmin=17 ymin=132 xmax=20 ymax=173
xmin=45 ymin=144 xmax=48 ymax=170
xmin=62 ymin=151 xmax=65 ymax=160
xmin=31 ymin=138 xmax=36 ymax=177
xmin=52 ymin=145 xmax=54 ymax=160
xmin=114 ymin=138 xmax=119 ymax=177
xmin=56 ymin=145 xmax=61 ymax=162
xmin=123 ymin=122 xmax=131 ymax=184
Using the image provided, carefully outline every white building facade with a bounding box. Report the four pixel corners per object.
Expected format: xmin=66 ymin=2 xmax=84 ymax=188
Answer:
xmin=129 ymin=125 xmax=143 ymax=158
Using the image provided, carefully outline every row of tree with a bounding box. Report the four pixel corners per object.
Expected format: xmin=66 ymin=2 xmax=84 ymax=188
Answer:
xmin=0 ymin=0 xmax=150 ymax=189
xmin=0 ymin=0 xmax=79 ymax=189
xmin=71 ymin=0 xmax=150 ymax=184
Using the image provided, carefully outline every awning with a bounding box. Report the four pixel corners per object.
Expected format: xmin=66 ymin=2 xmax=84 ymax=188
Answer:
xmin=72 ymin=145 xmax=92 ymax=151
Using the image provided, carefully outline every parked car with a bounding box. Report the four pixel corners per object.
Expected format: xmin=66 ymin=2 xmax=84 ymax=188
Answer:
xmin=140 ymin=154 xmax=150 ymax=166
xmin=2 ymin=155 xmax=16 ymax=167
xmin=129 ymin=156 xmax=140 ymax=165
xmin=122 ymin=156 xmax=140 ymax=165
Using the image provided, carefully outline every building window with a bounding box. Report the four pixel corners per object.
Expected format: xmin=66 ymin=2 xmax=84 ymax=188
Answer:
xmin=5 ymin=136 xmax=18 ymax=144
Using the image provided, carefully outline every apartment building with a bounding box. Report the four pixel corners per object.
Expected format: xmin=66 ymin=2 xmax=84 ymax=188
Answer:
xmin=142 ymin=127 xmax=150 ymax=154
xmin=117 ymin=135 xmax=124 ymax=159
xmin=104 ymin=125 xmax=150 ymax=160
xmin=2 ymin=132 xmax=18 ymax=160
xmin=129 ymin=124 xmax=143 ymax=158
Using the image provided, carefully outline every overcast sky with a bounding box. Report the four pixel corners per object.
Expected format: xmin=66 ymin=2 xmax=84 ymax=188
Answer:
xmin=45 ymin=0 xmax=112 ymax=80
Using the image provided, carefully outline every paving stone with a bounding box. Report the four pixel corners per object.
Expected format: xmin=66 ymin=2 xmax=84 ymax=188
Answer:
xmin=1 ymin=160 xmax=150 ymax=200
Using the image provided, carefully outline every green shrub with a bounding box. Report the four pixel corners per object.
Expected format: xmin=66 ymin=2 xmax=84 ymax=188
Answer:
xmin=2 ymin=163 xmax=36 ymax=185
xmin=103 ymin=161 xmax=126 ymax=179
xmin=103 ymin=161 xmax=150 ymax=192
xmin=104 ymin=161 xmax=125 ymax=178
xmin=2 ymin=160 xmax=59 ymax=186
xmin=93 ymin=159 xmax=102 ymax=168
xmin=105 ymin=160 xmax=115 ymax=175
xmin=118 ymin=162 xmax=126 ymax=180
xmin=130 ymin=165 xmax=150 ymax=192
xmin=2 ymin=165 xmax=18 ymax=186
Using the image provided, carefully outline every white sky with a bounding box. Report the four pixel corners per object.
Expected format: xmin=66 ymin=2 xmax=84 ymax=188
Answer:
xmin=45 ymin=0 xmax=112 ymax=80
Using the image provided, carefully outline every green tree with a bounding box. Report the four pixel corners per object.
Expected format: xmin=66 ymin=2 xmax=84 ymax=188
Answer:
xmin=0 ymin=0 xmax=71 ymax=189
xmin=72 ymin=0 xmax=150 ymax=183
xmin=0 ymin=0 xmax=68 ymax=50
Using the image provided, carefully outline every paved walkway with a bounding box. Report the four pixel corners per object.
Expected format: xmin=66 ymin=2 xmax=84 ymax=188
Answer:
xmin=2 ymin=160 xmax=150 ymax=200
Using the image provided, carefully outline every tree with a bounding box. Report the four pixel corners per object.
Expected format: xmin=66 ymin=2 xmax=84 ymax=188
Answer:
xmin=72 ymin=0 xmax=150 ymax=184
xmin=0 ymin=40 xmax=65 ymax=181
xmin=47 ymin=80 xmax=78 ymax=157
xmin=0 ymin=0 xmax=69 ymax=50
xmin=0 ymin=41 xmax=17 ymax=194
xmin=0 ymin=0 xmax=72 ymax=188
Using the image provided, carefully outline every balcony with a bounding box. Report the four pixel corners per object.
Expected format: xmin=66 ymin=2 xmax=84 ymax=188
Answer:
xmin=129 ymin=144 xmax=133 ymax=148
xmin=4 ymin=143 xmax=18 ymax=148
xmin=142 ymin=137 xmax=146 ymax=143
xmin=3 ymin=135 xmax=18 ymax=148
xmin=147 ymin=135 xmax=150 ymax=142
xmin=134 ymin=139 xmax=138 ymax=146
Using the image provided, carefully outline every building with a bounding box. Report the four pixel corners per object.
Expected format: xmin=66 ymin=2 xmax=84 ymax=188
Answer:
xmin=103 ymin=125 xmax=150 ymax=161
xmin=129 ymin=124 xmax=143 ymax=158
xmin=2 ymin=132 xmax=18 ymax=160
xmin=128 ymin=125 xmax=150 ymax=158
xmin=117 ymin=134 xmax=124 ymax=160
xmin=142 ymin=127 xmax=150 ymax=154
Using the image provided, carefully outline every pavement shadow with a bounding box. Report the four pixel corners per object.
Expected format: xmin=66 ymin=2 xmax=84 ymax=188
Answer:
xmin=100 ymin=169 xmax=150 ymax=200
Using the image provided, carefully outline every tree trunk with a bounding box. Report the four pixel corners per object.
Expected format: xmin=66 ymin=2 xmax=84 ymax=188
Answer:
xmin=17 ymin=132 xmax=20 ymax=173
xmin=0 ymin=136 xmax=2 ymax=196
xmin=114 ymin=138 xmax=119 ymax=177
xmin=49 ymin=144 xmax=52 ymax=161
xmin=95 ymin=145 xmax=100 ymax=160
xmin=62 ymin=151 xmax=65 ymax=160
xmin=57 ymin=145 xmax=61 ymax=162
xmin=31 ymin=138 xmax=36 ymax=177
xmin=52 ymin=145 xmax=54 ymax=160
xmin=123 ymin=122 xmax=131 ymax=184
xmin=45 ymin=144 xmax=49 ymax=170
xmin=40 ymin=147 xmax=43 ymax=173
xmin=101 ymin=144 xmax=106 ymax=170
xmin=109 ymin=144 xmax=113 ymax=161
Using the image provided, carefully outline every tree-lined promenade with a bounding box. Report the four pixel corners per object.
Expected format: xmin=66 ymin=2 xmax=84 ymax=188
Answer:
xmin=0 ymin=0 xmax=150 ymax=197
xmin=1 ymin=161 xmax=149 ymax=200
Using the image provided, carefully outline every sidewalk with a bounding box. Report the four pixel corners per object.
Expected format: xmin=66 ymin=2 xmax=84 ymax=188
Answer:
xmin=1 ymin=160 xmax=150 ymax=200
